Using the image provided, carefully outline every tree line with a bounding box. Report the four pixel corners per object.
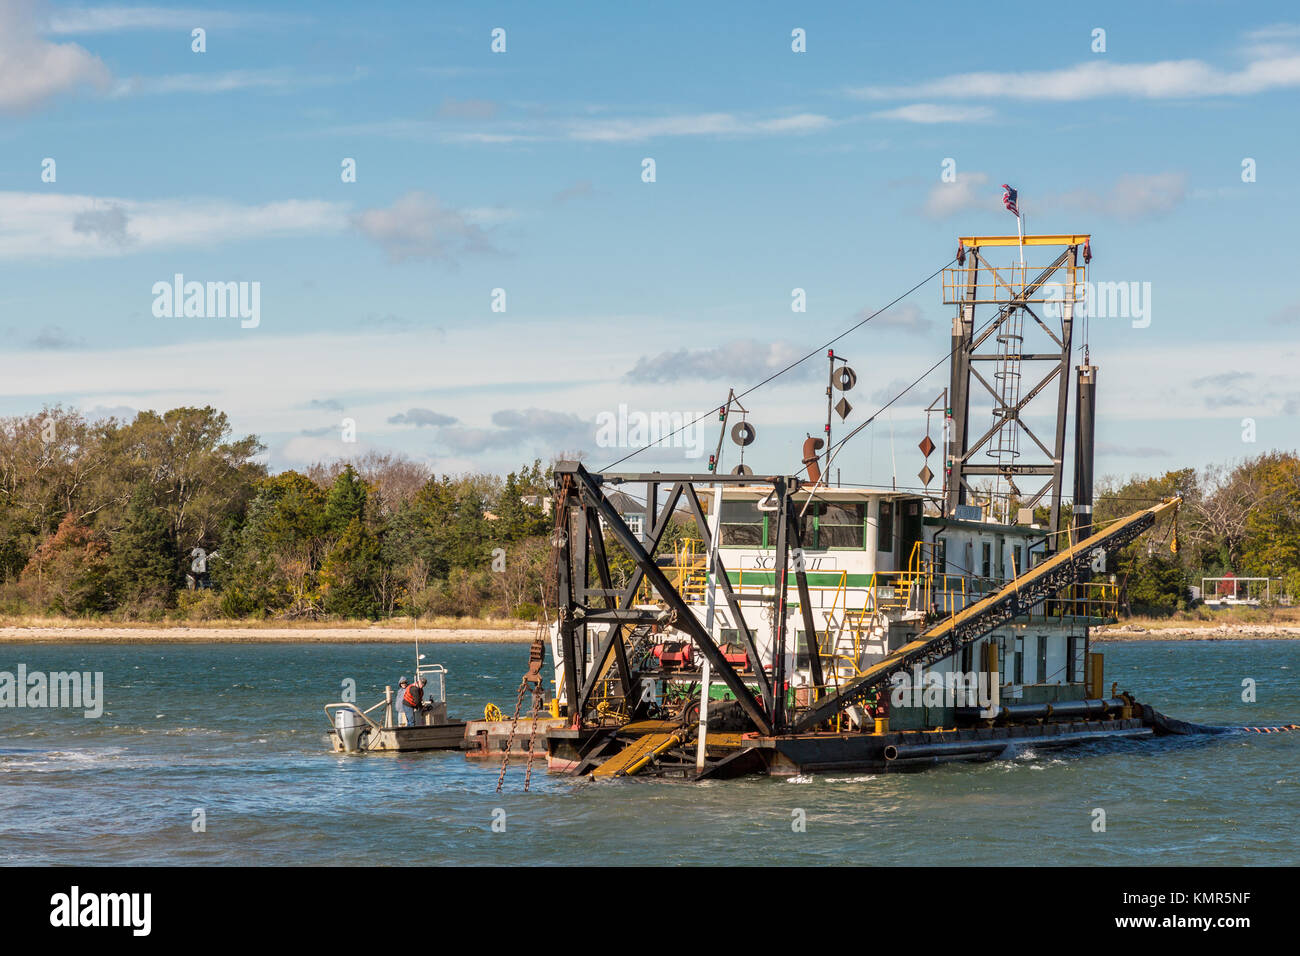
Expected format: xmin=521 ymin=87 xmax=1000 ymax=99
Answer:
xmin=0 ymin=405 xmax=1295 ymax=621
xmin=1089 ymin=453 xmax=1300 ymax=614
xmin=0 ymin=406 xmax=557 ymax=621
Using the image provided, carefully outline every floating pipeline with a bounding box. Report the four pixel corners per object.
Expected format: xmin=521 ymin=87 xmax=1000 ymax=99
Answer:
xmin=956 ymin=700 xmax=1300 ymax=738
xmin=1139 ymin=705 xmax=1300 ymax=737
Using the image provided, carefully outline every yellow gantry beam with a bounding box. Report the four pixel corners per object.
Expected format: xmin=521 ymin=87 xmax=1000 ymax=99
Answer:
xmin=959 ymin=234 xmax=1090 ymax=247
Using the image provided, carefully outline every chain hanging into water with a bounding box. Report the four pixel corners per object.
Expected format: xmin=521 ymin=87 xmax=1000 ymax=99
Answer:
xmin=522 ymin=680 xmax=546 ymax=791
xmin=494 ymin=672 xmax=528 ymax=793
xmin=496 ymin=475 xmax=569 ymax=793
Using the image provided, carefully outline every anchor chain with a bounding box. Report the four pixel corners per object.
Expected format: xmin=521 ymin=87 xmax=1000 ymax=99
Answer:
xmin=496 ymin=475 xmax=570 ymax=793
xmin=494 ymin=673 xmax=528 ymax=793
xmin=522 ymin=678 xmax=547 ymax=791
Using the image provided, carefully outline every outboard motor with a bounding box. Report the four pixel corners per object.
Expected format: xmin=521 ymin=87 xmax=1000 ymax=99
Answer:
xmin=334 ymin=707 xmax=366 ymax=753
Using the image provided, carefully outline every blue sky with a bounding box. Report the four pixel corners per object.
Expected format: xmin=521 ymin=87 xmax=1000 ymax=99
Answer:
xmin=2 ymin=0 xmax=1298 ymax=492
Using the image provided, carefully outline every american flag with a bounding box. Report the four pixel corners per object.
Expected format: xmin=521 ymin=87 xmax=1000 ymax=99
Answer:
xmin=1001 ymin=184 xmax=1020 ymax=218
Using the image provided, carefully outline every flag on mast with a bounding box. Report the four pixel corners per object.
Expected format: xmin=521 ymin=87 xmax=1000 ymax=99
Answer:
xmin=1000 ymin=184 xmax=1020 ymax=217
xmin=1002 ymin=183 xmax=1024 ymax=269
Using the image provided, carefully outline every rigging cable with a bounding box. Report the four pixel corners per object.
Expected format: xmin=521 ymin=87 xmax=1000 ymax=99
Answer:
xmin=600 ymin=257 xmax=957 ymax=470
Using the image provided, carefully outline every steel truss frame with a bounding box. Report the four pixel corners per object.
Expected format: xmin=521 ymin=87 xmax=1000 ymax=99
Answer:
xmin=946 ymin=239 xmax=1087 ymax=547
xmin=552 ymin=462 xmax=831 ymax=737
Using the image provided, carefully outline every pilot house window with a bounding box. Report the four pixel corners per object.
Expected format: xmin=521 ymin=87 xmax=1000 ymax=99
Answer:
xmin=720 ymin=499 xmax=763 ymax=547
xmin=818 ymin=503 xmax=865 ymax=549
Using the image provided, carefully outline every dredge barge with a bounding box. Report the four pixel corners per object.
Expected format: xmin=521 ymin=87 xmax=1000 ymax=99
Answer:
xmin=529 ymin=233 xmax=1295 ymax=781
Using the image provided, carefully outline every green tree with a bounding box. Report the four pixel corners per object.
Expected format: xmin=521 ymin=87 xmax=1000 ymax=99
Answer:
xmin=408 ymin=475 xmax=494 ymax=575
xmin=491 ymin=461 xmax=552 ymax=543
xmin=324 ymin=464 xmax=368 ymax=534
xmin=1095 ymin=468 xmax=1195 ymax=615
xmin=100 ymin=406 xmax=265 ymax=558
xmin=216 ymin=471 xmax=328 ymax=617
xmin=1240 ymin=452 xmax=1300 ymax=579
xmin=108 ymin=487 xmax=179 ymax=614
xmin=320 ymin=517 xmax=382 ymax=618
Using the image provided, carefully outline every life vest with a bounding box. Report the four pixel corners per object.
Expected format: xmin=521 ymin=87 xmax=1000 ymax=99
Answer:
xmin=403 ymin=685 xmax=422 ymax=708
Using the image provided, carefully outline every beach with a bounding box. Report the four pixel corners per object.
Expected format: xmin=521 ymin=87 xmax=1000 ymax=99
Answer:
xmin=2 ymin=620 xmax=1298 ymax=644
xmin=1092 ymin=623 xmax=1300 ymax=641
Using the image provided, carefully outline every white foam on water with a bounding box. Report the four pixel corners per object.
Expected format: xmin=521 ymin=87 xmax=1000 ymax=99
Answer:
xmin=0 ymin=747 xmax=129 ymax=773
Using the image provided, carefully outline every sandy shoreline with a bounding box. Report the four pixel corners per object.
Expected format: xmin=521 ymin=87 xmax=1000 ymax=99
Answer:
xmin=0 ymin=625 xmax=538 ymax=644
xmin=2 ymin=622 xmax=1298 ymax=644
xmin=1092 ymin=624 xmax=1300 ymax=641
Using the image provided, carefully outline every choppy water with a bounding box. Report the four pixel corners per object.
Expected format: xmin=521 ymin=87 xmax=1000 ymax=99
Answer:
xmin=1 ymin=640 xmax=1297 ymax=866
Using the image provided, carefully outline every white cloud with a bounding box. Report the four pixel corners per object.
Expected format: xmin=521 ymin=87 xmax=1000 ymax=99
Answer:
xmin=1058 ymin=172 xmax=1188 ymax=220
xmin=388 ymin=408 xmax=458 ymax=427
xmin=0 ymin=322 xmax=640 ymax=473
xmin=919 ymin=171 xmax=1187 ymax=222
xmin=849 ymin=55 xmax=1300 ymax=102
xmin=439 ymin=408 xmax=594 ymax=454
xmin=0 ymin=0 xmax=111 ymax=113
xmin=867 ymin=304 xmax=934 ymax=336
xmin=46 ymin=6 xmax=304 ymax=34
xmin=0 ymin=192 xmax=348 ymax=258
xmin=565 ymin=111 xmax=832 ymax=142
xmin=922 ymin=172 xmax=991 ymax=219
xmin=323 ymin=111 xmax=834 ymax=145
xmin=871 ymin=103 xmax=994 ymax=123
xmin=352 ymin=191 xmax=502 ymax=263
xmin=625 ymin=339 xmax=820 ymax=385
xmin=111 ymin=68 xmax=352 ymax=97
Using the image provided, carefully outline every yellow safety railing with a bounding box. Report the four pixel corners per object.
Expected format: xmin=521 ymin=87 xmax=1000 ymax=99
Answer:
xmin=942 ymin=259 xmax=1087 ymax=306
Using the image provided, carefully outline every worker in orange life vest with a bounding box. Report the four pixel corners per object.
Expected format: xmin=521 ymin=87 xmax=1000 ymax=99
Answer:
xmin=402 ymin=677 xmax=426 ymax=727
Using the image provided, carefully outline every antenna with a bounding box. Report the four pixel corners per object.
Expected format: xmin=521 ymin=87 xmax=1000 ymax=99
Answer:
xmin=888 ymin=407 xmax=897 ymax=491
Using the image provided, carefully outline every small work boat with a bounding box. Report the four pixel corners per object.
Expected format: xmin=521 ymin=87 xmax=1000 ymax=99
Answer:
xmin=325 ymin=662 xmax=467 ymax=753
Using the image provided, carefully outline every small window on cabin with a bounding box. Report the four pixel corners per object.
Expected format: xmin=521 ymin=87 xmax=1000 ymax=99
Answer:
xmin=820 ymin=502 xmax=865 ymax=549
xmin=981 ymin=542 xmax=992 ymax=578
xmin=878 ymin=502 xmax=894 ymax=552
xmin=936 ymin=540 xmax=948 ymax=574
xmin=720 ymin=499 xmax=763 ymax=547
xmin=1037 ymin=635 xmax=1049 ymax=683
xmin=1013 ymin=544 xmax=1024 ymax=578
xmin=794 ymin=630 xmax=828 ymax=667
xmin=1067 ymin=636 xmax=1085 ymax=683
xmin=1013 ymin=637 xmax=1024 ymax=684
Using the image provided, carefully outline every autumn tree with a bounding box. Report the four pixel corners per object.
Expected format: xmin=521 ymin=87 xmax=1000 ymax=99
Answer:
xmin=18 ymin=512 xmax=112 ymax=615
